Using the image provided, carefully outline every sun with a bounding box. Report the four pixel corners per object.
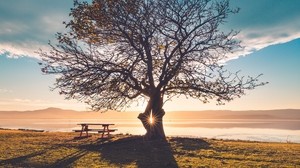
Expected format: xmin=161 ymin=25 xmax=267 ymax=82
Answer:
xmin=148 ymin=112 xmax=155 ymax=125
xmin=149 ymin=116 xmax=154 ymax=124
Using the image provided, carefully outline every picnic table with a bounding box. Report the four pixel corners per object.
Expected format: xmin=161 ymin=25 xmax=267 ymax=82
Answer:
xmin=74 ymin=123 xmax=117 ymax=138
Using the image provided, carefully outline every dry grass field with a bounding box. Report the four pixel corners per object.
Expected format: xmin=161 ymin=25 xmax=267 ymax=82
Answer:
xmin=0 ymin=130 xmax=299 ymax=168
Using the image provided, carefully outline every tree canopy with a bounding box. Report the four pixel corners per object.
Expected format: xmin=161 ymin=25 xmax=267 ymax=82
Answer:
xmin=40 ymin=0 xmax=266 ymax=139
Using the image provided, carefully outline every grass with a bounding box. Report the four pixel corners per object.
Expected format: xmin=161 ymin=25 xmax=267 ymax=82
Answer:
xmin=0 ymin=130 xmax=299 ymax=168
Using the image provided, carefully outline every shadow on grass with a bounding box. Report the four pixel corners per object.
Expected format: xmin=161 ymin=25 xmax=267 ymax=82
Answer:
xmin=0 ymin=150 xmax=45 ymax=167
xmin=0 ymin=140 xmax=87 ymax=168
xmin=169 ymin=137 xmax=210 ymax=151
xmin=0 ymin=135 xmax=211 ymax=168
xmin=80 ymin=136 xmax=179 ymax=168
xmin=0 ymin=144 xmax=87 ymax=168
xmin=168 ymin=137 xmax=211 ymax=158
xmin=49 ymin=150 xmax=87 ymax=168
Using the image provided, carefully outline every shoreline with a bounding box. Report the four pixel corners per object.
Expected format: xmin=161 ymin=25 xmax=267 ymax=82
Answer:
xmin=1 ymin=127 xmax=299 ymax=144
xmin=0 ymin=127 xmax=45 ymax=132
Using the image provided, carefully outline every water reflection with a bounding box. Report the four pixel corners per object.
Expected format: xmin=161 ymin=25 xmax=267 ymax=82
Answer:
xmin=0 ymin=119 xmax=299 ymax=143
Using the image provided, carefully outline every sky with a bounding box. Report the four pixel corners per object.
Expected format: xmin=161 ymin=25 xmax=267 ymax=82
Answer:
xmin=0 ymin=0 xmax=299 ymax=111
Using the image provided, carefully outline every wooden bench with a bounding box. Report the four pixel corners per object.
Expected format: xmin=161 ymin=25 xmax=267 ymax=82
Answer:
xmin=98 ymin=129 xmax=117 ymax=133
xmin=98 ymin=129 xmax=118 ymax=138
xmin=73 ymin=129 xmax=105 ymax=132
xmin=74 ymin=123 xmax=117 ymax=138
xmin=73 ymin=130 xmax=83 ymax=132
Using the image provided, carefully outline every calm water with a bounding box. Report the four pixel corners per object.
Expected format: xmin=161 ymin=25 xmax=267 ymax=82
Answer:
xmin=0 ymin=119 xmax=299 ymax=143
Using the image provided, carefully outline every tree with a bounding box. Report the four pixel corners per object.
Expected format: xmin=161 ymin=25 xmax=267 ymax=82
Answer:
xmin=40 ymin=0 xmax=266 ymax=140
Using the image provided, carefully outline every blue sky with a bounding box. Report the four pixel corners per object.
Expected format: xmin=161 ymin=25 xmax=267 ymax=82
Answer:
xmin=0 ymin=0 xmax=299 ymax=111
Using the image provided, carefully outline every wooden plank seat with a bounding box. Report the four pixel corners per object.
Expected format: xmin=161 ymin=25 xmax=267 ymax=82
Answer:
xmin=98 ymin=129 xmax=117 ymax=133
xmin=98 ymin=129 xmax=118 ymax=138
xmin=87 ymin=129 xmax=106 ymax=132
xmin=73 ymin=129 xmax=111 ymax=133
xmin=73 ymin=130 xmax=83 ymax=132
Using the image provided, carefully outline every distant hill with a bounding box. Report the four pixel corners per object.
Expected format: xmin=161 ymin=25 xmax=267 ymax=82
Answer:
xmin=0 ymin=108 xmax=300 ymax=120
xmin=167 ymin=109 xmax=300 ymax=120
xmin=0 ymin=107 xmax=137 ymax=119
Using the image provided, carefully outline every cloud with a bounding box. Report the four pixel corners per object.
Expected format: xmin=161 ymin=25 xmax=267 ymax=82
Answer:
xmin=0 ymin=88 xmax=13 ymax=93
xmin=0 ymin=0 xmax=299 ymax=60
xmin=231 ymin=20 xmax=300 ymax=58
xmin=0 ymin=41 xmax=49 ymax=59
xmin=227 ymin=0 xmax=300 ymax=58
xmin=0 ymin=0 xmax=72 ymax=58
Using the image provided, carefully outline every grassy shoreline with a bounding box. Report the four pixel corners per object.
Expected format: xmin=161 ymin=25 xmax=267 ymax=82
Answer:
xmin=0 ymin=130 xmax=299 ymax=168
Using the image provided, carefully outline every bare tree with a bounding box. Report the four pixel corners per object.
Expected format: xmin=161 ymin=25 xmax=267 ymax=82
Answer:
xmin=40 ymin=0 xmax=266 ymax=140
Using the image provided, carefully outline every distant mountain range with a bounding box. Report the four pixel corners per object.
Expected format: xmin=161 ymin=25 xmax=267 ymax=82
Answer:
xmin=0 ymin=108 xmax=300 ymax=120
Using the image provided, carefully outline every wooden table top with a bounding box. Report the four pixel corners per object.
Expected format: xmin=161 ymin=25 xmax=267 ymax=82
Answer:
xmin=77 ymin=123 xmax=115 ymax=126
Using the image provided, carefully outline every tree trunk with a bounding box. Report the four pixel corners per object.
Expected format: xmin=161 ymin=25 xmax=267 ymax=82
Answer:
xmin=138 ymin=91 xmax=166 ymax=140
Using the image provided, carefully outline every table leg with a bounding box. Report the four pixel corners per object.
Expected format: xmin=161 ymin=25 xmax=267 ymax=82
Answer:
xmin=80 ymin=125 xmax=84 ymax=137
xmin=85 ymin=125 xmax=89 ymax=137
xmin=107 ymin=126 xmax=110 ymax=137
xmin=101 ymin=125 xmax=107 ymax=138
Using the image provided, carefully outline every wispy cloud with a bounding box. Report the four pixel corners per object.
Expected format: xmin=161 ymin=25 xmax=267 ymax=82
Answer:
xmin=0 ymin=88 xmax=13 ymax=93
xmin=231 ymin=24 xmax=300 ymax=59
xmin=0 ymin=0 xmax=72 ymax=58
xmin=228 ymin=0 xmax=300 ymax=58
xmin=0 ymin=0 xmax=299 ymax=60
xmin=0 ymin=42 xmax=49 ymax=58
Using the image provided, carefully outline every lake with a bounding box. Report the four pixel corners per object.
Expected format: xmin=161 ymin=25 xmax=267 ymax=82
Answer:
xmin=0 ymin=118 xmax=299 ymax=143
